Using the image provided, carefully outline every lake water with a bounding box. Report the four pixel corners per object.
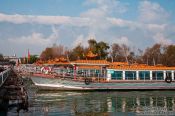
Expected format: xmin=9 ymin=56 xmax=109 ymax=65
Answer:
xmin=4 ymin=80 xmax=175 ymax=116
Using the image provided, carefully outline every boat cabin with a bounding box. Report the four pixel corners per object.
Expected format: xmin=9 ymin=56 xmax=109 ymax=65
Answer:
xmin=36 ymin=58 xmax=175 ymax=82
xmin=107 ymin=62 xmax=175 ymax=81
xmin=71 ymin=60 xmax=109 ymax=78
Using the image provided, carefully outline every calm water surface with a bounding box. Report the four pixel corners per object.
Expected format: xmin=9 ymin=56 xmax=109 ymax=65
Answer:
xmin=6 ymin=80 xmax=175 ymax=116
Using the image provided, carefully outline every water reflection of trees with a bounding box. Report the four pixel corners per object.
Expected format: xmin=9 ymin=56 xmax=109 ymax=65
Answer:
xmin=33 ymin=91 xmax=175 ymax=115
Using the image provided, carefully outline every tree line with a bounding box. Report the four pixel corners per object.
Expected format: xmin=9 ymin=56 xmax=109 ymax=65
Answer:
xmin=1 ymin=39 xmax=174 ymax=66
xmin=40 ymin=39 xmax=175 ymax=66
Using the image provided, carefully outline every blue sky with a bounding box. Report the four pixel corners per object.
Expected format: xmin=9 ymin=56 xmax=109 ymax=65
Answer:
xmin=0 ymin=0 xmax=175 ymax=57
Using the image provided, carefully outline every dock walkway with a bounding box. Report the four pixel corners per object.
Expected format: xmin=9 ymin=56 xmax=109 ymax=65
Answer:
xmin=0 ymin=67 xmax=28 ymax=114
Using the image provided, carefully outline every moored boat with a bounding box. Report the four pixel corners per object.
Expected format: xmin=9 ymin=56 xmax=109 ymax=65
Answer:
xmin=29 ymin=60 xmax=175 ymax=90
xmin=31 ymin=75 xmax=175 ymax=90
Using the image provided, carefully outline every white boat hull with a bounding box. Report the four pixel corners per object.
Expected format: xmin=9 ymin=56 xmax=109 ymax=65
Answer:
xmin=30 ymin=75 xmax=175 ymax=90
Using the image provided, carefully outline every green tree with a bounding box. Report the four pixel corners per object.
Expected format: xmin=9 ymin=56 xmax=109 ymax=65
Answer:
xmin=111 ymin=43 xmax=123 ymax=62
xmin=40 ymin=44 xmax=67 ymax=61
xmin=87 ymin=39 xmax=109 ymax=59
xmin=96 ymin=41 xmax=110 ymax=59
xmin=40 ymin=47 xmax=54 ymax=60
xmin=162 ymin=45 xmax=175 ymax=66
xmin=88 ymin=39 xmax=98 ymax=53
xmin=69 ymin=44 xmax=86 ymax=60
xmin=111 ymin=43 xmax=132 ymax=63
xmin=135 ymin=49 xmax=144 ymax=64
xmin=0 ymin=53 xmax=4 ymax=61
xmin=142 ymin=44 xmax=162 ymax=65
xmin=52 ymin=44 xmax=65 ymax=58
xmin=120 ymin=44 xmax=130 ymax=64
xmin=29 ymin=55 xmax=38 ymax=64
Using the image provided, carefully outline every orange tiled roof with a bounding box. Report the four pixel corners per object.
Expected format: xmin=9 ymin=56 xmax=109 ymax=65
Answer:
xmin=34 ymin=60 xmax=46 ymax=65
xmin=108 ymin=64 xmax=175 ymax=70
xmin=46 ymin=60 xmax=70 ymax=65
xmin=54 ymin=57 xmax=67 ymax=62
xmin=47 ymin=62 xmax=70 ymax=65
xmin=78 ymin=65 xmax=101 ymax=70
xmin=72 ymin=60 xmax=110 ymax=65
xmin=42 ymin=57 xmax=69 ymax=65
xmin=35 ymin=59 xmax=175 ymax=70
xmin=110 ymin=62 xmax=128 ymax=66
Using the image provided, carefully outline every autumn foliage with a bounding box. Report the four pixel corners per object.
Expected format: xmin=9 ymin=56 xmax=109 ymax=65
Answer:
xmin=39 ymin=39 xmax=175 ymax=66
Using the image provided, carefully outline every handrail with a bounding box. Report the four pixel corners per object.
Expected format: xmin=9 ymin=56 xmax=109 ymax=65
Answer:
xmin=0 ymin=68 xmax=11 ymax=87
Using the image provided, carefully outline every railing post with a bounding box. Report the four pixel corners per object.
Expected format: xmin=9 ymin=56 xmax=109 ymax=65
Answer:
xmin=136 ymin=71 xmax=139 ymax=80
xmin=150 ymin=71 xmax=152 ymax=80
xmin=163 ymin=71 xmax=166 ymax=80
xmin=0 ymin=72 xmax=2 ymax=85
xmin=122 ymin=71 xmax=125 ymax=80
xmin=143 ymin=72 xmax=145 ymax=81
xmin=2 ymin=72 xmax=4 ymax=83
xmin=107 ymin=70 xmax=111 ymax=81
xmin=172 ymin=71 xmax=174 ymax=80
xmin=1 ymin=68 xmax=11 ymax=85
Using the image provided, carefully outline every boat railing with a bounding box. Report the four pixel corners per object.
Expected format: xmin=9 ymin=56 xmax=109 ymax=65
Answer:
xmin=0 ymin=68 xmax=11 ymax=87
xmin=50 ymin=68 xmax=106 ymax=78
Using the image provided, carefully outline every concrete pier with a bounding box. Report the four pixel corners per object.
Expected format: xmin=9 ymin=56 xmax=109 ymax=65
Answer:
xmin=0 ymin=69 xmax=28 ymax=113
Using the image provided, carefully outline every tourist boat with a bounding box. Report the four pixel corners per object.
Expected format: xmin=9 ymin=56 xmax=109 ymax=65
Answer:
xmin=29 ymin=59 xmax=175 ymax=90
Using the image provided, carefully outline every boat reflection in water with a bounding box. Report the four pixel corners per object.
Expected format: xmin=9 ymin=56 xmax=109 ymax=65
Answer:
xmin=25 ymin=91 xmax=175 ymax=115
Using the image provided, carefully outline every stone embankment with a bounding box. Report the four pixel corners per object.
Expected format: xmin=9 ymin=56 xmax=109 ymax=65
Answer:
xmin=0 ymin=69 xmax=28 ymax=114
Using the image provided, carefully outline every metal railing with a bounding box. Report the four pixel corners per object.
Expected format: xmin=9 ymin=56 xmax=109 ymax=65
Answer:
xmin=0 ymin=68 xmax=11 ymax=87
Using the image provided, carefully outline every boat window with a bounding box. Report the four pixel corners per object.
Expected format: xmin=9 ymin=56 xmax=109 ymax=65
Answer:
xmin=90 ymin=69 xmax=95 ymax=77
xmin=139 ymin=71 xmax=150 ymax=80
xmin=152 ymin=71 xmax=163 ymax=80
xmin=166 ymin=71 xmax=172 ymax=78
xmin=125 ymin=71 xmax=136 ymax=80
xmin=111 ymin=71 xmax=122 ymax=80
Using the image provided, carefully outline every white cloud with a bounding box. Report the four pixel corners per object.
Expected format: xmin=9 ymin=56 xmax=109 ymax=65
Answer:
xmin=108 ymin=18 xmax=130 ymax=27
xmin=73 ymin=34 xmax=95 ymax=47
xmin=81 ymin=8 xmax=106 ymax=18
xmin=0 ymin=0 xmax=174 ymax=56
xmin=108 ymin=18 xmax=141 ymax=30
xmin=108 ymin=17 xmax=167 ymax=32
xmin=80 ymin=0 xmax=128 ymax=32
xmin=153 ymin=33 xmax=172 ymax=45
xmin=83 ymin=0 xmax=127 ymax=17
xmin=73 ymin=35 xmax=84 ymax=47
xmin=146 ymin=24 xmax=166 ymax=33
xmin=137 ymin=1 xmax=174 ymax=46
xmin=8 ymin=27 xmax=59 ymax=46
xmin=138 ymin=1 xmax=169 ymax=24
xmin=114 ymin=36 xmax=131 ymax=46
xmin=0 ymin=13 xmax=90 ymax=27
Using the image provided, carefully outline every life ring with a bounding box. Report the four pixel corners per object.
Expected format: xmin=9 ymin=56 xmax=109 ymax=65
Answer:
xmin=41 ymin=67 xmax=51 ymax=74
xmin=85 ymin=78 xmax=91 ymax=85
xmin=165 ymin=76 xmax=172 ymax=83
